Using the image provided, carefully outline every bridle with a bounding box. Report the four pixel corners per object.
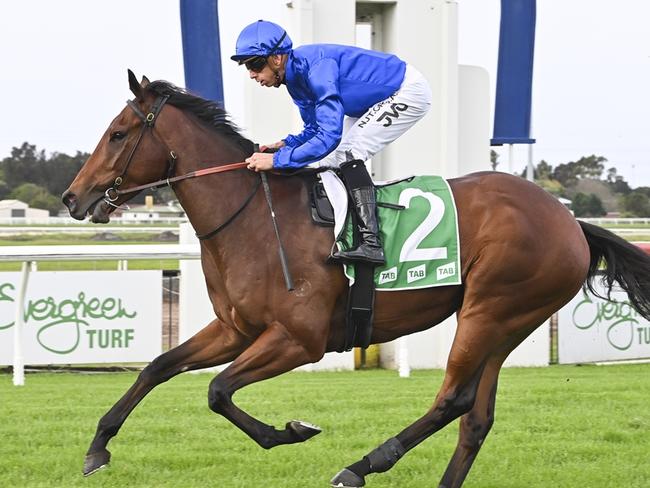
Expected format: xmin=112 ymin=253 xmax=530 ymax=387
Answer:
xmin=104 ymin=94 xmax=174 ymax=206
xmin=106 ymin=94 xmax=259 ymax=240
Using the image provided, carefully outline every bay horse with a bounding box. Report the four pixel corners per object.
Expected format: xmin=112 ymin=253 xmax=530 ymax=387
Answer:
xmin=62 ymin=72 xmax=650 ymax=488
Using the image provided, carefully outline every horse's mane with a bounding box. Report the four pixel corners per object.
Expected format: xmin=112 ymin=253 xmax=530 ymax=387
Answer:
xmin=146 ymin=80 xmax=255 ymax=154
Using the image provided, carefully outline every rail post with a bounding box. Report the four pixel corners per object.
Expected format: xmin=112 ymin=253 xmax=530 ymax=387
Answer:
xmin=13 ymin=260 xmax=32 ymax=386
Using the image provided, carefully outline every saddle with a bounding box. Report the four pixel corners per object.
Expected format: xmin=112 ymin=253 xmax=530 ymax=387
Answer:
xmin=308 ymin=175 xmax=335 ymax=226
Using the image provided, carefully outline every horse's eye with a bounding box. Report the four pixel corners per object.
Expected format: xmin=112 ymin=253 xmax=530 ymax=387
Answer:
xmin=110 ymin=131 xmax=126 ymax=142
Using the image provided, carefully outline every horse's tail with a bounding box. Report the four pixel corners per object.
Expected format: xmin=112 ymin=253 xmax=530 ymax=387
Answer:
xmin=578 ymin=220 xmax=650 ymax=320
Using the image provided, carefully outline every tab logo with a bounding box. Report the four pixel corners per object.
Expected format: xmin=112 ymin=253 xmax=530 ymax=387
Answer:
xmin=407 ymin=264 xmax=426 ymax=283
xmin=437 ymin=262 xmax=456 ymax=280
xmin=379 ymin=267 xmax=398 ymax=285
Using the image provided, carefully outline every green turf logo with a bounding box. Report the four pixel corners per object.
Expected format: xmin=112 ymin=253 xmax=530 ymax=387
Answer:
xmin=0 ymin=282 xmax=137 ymax=354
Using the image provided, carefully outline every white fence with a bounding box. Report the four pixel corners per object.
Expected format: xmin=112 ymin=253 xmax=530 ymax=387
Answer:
xmin=581 ymin=218 xmax=650 ymax=226
xmin=0 ymin=226 xmax=178 ymax=236
xmin=0 ymin=216 xmax=187 ymax=225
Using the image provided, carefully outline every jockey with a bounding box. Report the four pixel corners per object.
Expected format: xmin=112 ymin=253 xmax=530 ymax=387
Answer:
xmin=233 ymin=20 xmax=432 ymax=265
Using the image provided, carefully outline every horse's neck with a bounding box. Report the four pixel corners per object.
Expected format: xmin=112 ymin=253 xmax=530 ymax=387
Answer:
xmin=160 ymin=119 xmax=251 ymax=223
xmin=163 ymin=124 xmax=278 ymax=264
xmin=157 ymin=113 xmax=310 ymax=290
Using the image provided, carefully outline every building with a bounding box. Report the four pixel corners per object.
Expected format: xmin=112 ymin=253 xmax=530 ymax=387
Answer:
xmin=120 ymin=196 xmax=186 ymax=222
xmin=0 ymin=200 xmax=49 ymax=220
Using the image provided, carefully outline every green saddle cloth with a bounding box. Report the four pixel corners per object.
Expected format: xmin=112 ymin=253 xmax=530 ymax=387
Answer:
xmin=337 ymin=175 xmax=461 ymax=291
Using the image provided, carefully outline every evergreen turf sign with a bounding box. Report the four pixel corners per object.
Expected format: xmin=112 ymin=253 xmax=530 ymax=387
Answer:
xmin=0 ymin=271 xmax=161 ymax=365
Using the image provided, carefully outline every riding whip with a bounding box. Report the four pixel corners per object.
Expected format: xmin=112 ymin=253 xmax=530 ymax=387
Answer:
xmin=260 ymin=172 xmax=294 ymax=291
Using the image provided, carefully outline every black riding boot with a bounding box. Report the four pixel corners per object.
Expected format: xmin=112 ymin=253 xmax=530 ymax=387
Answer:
xmin=332 ymin=159 xmax=385 ymax=265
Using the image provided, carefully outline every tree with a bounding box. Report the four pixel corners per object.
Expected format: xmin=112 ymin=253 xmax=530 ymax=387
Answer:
xmin=519 ymin=160 xmax=554 ymax=180
xmin=572 ymin=192 xmax=606 ymax=217
xmin=576 ymin=155 xmax=607 ymax=179
xmin=0 ymin=180 xmax=9 ymax=200
xmin=9 ymin=183 xmax=62 ymax=215
xmin=536 ymin=160 xmax=553 ymax=180
xmin=610 ymin=175 xmax=631 ymax=195
xmin=552 ymin=161 xmax=579 ymax=187
xmin=30 ymin=192 xmax=64 ymax=215
xmin=490 ymin=150 xmax=499 ymax=171
xmin=1 ymin=143 xmax=45 ymax=189
xmin=9 ymin=183 xmax=47 ymax=203
xmin=520 ymin=160 xmax=567 ymax=197
xmin=0 ymin=142 xmax=167 ymax=206
xmin=43 ymin=151 xmax=88 ymax=197
xmin=606 ymin=167 xmax=618 ymax=183
xmin=586 ymin=193 xmax=606 ymax=217
xmin=621 ymin=191 xmax=650 ymax=217
xmin=628 ymin=185 xmax=650 ymax=198
xmin=0 ymin=142 xmax=88 ymax=198
xmin=537 ymin=178 xmax=564 ymax=196
xmin=552 ymin=155 xmax=608 ymax=187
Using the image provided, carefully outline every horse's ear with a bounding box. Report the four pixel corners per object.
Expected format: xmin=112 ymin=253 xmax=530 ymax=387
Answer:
xmin=128 ymin=69 xmax=143 ymax=99
xmin=141 ymin=75 xmax=151 ymax=88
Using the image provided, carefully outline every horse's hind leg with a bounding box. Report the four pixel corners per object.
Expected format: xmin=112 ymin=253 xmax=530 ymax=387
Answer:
xmin=83 ymin=318 xmax=249 ymax=476
xmin=437 ymin=354 xmax=504 ymax=488
xmin=331 ymin=317 xmax=501 ymax=488
xmin=438 ymin=320 xmax=552 ymax=488
xmin=332 ymin=311 xmax=557 ymax=488
xmin=207 ymin=320 xmax=326 ymax=449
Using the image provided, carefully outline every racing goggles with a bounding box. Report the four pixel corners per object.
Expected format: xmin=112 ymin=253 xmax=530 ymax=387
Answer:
xmin=243 ymin=56 xmax=268 ymax=73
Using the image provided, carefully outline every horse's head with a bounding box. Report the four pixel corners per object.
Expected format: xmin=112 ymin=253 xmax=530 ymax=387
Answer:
xmin=62 ymin=70 xmax=174 ymax=223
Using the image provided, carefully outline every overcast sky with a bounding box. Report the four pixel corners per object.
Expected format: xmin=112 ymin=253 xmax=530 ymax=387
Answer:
xmin=1 ymin=0 xmax=649 ymax=186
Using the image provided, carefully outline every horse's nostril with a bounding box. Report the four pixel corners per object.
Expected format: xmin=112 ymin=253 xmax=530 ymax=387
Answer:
xmin=62 ymin=190 xmax=77 ymax=210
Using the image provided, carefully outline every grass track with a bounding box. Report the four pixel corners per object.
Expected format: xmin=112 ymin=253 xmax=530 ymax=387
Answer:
xmin=1 ymin=364 xmax=650 ymax=487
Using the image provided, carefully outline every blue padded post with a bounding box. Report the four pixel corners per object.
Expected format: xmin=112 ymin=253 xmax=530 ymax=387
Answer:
xmin=491 ymin=0 xmax=536 ymax=145
xmin=180 ymin=0 xmax=225 ymax=104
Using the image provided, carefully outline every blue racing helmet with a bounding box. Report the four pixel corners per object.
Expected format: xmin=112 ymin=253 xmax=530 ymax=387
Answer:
xmin=231 ymin=20 xmax=293 ymax=63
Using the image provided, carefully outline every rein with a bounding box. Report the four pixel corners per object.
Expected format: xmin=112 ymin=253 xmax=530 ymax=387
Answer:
xmin=109 ymin=95 xmax=259 ymax=241
xmin=110 ymin=161 xmax=250 ymax=197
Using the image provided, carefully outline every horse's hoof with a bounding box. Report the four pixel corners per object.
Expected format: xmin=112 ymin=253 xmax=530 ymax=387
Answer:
xmin=83 ymin=449 xmax=111 ymax=476
xmin=330 ymin=468 xmax=365 ymax=488
xmin=286 ymin=420 xmax=322 ymax=442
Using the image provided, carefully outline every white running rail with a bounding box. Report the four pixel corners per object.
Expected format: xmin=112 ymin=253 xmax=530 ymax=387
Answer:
xmin=3 ymin=244 xmax=200 ymax=386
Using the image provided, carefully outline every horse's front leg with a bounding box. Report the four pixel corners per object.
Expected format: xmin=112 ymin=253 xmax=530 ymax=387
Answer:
xmin=83 ymin=318 xmax=249 ymax=476
xmin=207 ymin=319 xmax=326 ymax=449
